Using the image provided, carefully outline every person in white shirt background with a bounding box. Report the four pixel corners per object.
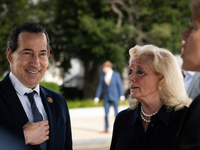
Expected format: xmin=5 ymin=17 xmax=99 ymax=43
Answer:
xmin=94 ymin=61 xmax=125 ymax=133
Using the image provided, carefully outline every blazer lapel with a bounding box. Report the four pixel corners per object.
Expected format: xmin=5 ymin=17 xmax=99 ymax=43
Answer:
xmin=109 ymin=72 xmax=113 ymax=85
xmin=40 ymin=87 xmax=56 ymax=150
xmin=0 ymin=74 xmax=29 ymax=125
xmin=187 ymin=72 xmax=200 ymax=96
xmin=103 ymin=74 xmax=107 ymax=85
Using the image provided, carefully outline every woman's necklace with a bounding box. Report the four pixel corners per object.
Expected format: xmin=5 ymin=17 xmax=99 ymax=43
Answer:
xmin=140 ymin=106 xmax=160 ymax=123
xmin=141 ymin=106 xmax=159 ymax=117
xmin=140 ymin=112 xmax=151 ymax=123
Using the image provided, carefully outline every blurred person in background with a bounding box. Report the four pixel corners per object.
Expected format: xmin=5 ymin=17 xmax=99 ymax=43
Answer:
xmin=94 ymin=61 xmax=125 ymax=133
xmin=110 ymin=45 xmax=191 ymax=150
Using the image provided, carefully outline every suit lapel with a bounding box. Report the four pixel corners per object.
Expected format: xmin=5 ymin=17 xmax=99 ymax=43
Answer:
xmin=40 ymin=87 xmax=56 ymax=150
xmin=187 ymin=72 xmax=200 ymax=96
xmin=109 ymin=71 xmax=115 ymax=86
xmin=0 ymin=74 xmax=29 ymax=125
xmin=103 ymin=74 xmax=107 ymax=85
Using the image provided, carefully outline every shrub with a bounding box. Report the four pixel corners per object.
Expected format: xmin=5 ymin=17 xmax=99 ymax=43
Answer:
xmin=40 ymin=81 xmax=61 ymax=94
xmin=60 ymin=87 xmax=83 ymax=100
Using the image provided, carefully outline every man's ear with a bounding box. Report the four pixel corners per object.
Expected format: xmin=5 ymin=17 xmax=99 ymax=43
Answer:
xmin=7 ymin=48 xmax=13 ymax=63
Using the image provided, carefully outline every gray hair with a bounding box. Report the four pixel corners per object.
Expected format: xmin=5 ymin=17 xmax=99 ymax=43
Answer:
xmin=128 ymin=45 xmax=191 ymax=111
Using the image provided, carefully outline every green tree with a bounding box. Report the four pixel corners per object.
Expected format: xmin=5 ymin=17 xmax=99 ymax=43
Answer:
xmin=142 ymin=0 xmax=191 ymax=53
xmin=107 ymin=0 xmax=191 ymax=53
xmin=50 ymin=0 xmax=191 ymax=99
xmin=51 ymin=0 xmax=126 ymax=99
xmin=0 ymin=0 xmax=192 ymax=99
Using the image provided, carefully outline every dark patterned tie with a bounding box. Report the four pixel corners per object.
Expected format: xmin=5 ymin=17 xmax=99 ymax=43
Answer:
xmin=25 ymin=91 xmax=47 ymax=150
xmin=25 ymin=91 xmax=43 ymax=122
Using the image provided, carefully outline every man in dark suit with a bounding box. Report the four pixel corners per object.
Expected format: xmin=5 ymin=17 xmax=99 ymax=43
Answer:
xmin=176 ymin=0 xmax=200 ymax=149
xmin=0 ymin=22 xmax=72 ymax=150
xmin=94 ymin=61 xmax=125 ymax=133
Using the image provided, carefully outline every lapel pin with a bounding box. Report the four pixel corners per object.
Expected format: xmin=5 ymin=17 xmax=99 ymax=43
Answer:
xmin=47 ymin=97 xmax=53 ymax=103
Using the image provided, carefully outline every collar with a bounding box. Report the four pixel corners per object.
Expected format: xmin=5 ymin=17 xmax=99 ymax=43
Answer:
xmin=157 ymin=105 xmax=171 ymax=125
xmin=106 ymin=69 xmax=113 ymax=75
xmin=132 ymin=103 xmax=141 ymax=125
xmin=132 ymin=103 xmax=171 ymax=126
xmin=183 ymin=70 xmax=196 ymax=77
xmin=9 ymin=72 xmax=40 ymax=96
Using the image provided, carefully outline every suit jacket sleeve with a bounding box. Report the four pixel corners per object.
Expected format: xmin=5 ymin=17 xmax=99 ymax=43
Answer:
xmin=95 ymin=75 xmax=104 ymax=98
xmin=116 ymin=72 xmax=124 ymax=97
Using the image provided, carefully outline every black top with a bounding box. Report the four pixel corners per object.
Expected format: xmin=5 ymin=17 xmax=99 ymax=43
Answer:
xmin=110 ymin=103 xmax=188 ymax=150
xmin=176 ymin=94 xmax=200 ymax=150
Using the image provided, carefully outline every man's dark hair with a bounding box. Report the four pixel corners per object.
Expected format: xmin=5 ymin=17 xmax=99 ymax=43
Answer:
xmin=7 ymin=22 xmax=51 ymax=53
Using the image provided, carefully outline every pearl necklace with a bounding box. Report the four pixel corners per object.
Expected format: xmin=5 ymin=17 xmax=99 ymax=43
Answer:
xmin=140 ymin=112 xmax=151 ymax=123
xmin=141 ymin=106 xmax=159 ymax=117
xmin=140 ymin=106 xmax=160 ymax=123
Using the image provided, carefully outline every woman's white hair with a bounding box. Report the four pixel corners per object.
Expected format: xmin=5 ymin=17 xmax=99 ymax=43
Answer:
xmin=128 ymin=45 xmax=191 ymax=111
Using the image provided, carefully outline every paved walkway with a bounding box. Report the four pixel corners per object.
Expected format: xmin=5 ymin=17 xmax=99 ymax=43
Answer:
xmin=69 ymin=105 xmax=129 ymax=150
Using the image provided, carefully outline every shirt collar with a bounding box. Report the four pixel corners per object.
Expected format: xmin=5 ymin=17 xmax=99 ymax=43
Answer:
xmin=132 ymin=103 xmax=141 ymax=125
xmin=157 ymin=105 xmax=171 ymax=125
xmin=9 ymin=72 xmax=40 ymax=96
xmin=183 ymin=70 xmax=195 ymax=77
xmin=131 ymin=103 xmax=171 ymax=126
xmin=106 ymin=69 xmax=113 ymax=75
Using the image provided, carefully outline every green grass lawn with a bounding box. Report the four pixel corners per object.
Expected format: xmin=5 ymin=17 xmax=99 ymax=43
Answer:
xmin=66 ymin=99 xmax=129 ymax=109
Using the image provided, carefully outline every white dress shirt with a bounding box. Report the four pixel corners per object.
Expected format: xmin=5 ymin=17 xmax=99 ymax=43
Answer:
xmin=9 ymin=72 xmax=48 ymax=122
xmin=183 ymin=70 xmax=196 ymax=91
xmin=105 ymin=70 xmax=113 ymax=85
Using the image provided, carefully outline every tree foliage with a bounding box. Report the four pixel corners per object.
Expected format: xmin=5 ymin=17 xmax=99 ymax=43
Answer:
xmin=0 ymin=0 xmax=192 ymax=99
xmin=49 ymin=0 xmax=191 ymax=98
xmin=50 ymin=0 xmax=128 ymax=98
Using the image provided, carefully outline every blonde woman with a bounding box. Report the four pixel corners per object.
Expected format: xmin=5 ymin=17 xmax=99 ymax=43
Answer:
xmin=110 ymin=45 xmax=191 ymax=150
